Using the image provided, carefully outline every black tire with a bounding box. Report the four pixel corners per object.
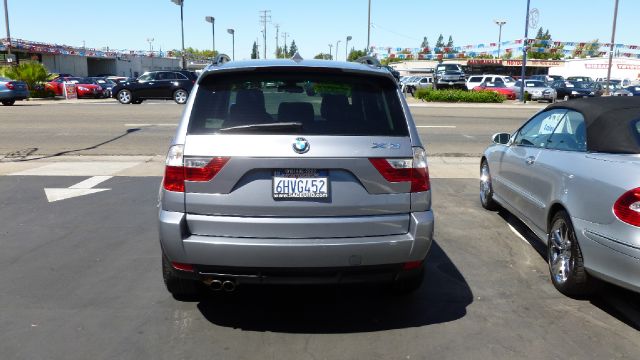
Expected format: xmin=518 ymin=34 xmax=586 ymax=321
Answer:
xmin=117 ymin=89 xmax=132 ymax=104
xmin=173 ymin=89 xmax=188 ymax=104
xmin=392 ymin=267 xmax=425 ymax=294
xmin=480 ymin=160 xmax=499 ymax=210
xmin=2 ymin=100 xmax=15 ymax=106
xmin=162 ymin=254 xmax=200 ymax=300
xmin=547 ymin=210 xmax=594 ymax=297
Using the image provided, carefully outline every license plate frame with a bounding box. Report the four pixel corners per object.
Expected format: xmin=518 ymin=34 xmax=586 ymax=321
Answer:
xmin=272 ymin=169 xmax=329 ymax=200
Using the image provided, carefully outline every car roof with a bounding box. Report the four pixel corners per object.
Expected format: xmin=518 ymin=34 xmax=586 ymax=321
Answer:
xmin=546 ymin=97 xmax=640 ymax=153
xmin=199 ymin=59 xmax=395 ymax=83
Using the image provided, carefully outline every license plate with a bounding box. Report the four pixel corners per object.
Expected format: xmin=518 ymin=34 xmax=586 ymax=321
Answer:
xmin=273 ymin=169 xmax=329 ymax=199
xmin=448 ymin=82 xmax=454 ymax=85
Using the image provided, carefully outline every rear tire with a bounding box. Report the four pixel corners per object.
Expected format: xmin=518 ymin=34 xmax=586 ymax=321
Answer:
xmin=480 ymin=160 xmax=499 ymax=210
xmin=392 ymin=267 xmax=425 ymax=294
xmin=547 ymin=210 xmax=594 ymax=297
xmin=117 ymin=89 xmax=132 ymax=104
xmin=162 ymin=254 xmax=200 ymax=300
xmin=173 ymin=89 xmax=188 ymax=104
xmin=2 ymin=100 xmax=15 ymax=106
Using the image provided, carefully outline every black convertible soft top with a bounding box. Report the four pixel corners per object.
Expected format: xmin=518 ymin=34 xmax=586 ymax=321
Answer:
xmin=547 ymin=97 xmax=640 ymax=153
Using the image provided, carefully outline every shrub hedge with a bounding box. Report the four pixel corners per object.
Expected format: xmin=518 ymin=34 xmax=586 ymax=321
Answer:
xmin=413 ymin=88 xmax=506 ymax=103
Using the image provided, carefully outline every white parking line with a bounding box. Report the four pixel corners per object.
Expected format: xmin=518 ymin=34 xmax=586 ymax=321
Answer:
xmin=416 ymin=125 xmax=457 ymax=128
xmin=508 ymin=224 xmax=530 ymax=244
xmin=124 ymin=123 xmax=176 ymax=127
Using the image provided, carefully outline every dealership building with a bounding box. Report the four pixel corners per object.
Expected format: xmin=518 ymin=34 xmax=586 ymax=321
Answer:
xmin=1 ymin=39 xmax=181 ymax=77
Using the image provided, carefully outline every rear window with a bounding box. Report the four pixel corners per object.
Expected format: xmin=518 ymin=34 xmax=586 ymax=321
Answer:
xmin=188 ymin=71 xmax=409 ymax=136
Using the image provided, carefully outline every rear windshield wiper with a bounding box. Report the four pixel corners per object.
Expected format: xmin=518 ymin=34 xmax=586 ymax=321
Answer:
xmin=217 ymin=122 xmax=303 ymax=133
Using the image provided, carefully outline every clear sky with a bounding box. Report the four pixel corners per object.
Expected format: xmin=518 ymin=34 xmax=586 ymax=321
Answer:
xmin=4 ymin=0 xmax=637 ymax=60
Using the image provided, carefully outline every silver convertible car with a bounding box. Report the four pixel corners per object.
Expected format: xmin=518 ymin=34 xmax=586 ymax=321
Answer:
xmin=480 ymin=97 xmax=640 ymax=296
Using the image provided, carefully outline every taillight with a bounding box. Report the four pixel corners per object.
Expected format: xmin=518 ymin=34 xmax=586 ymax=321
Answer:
xmin=171 ymin=261 xmax=194 ymax=272
xmin=369 ymin=147 xmax=430 ymax=192
xmin=162 ymin=144 xmax=229 ymax=192
xmin=6 ymin=81 xmax=15 ymax=90
xmin=613 ymin=187 xmax=640 ymax=227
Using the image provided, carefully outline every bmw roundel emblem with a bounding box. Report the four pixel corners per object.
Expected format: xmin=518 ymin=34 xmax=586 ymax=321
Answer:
xmin=292 ymin=137 xmax=310 ymax=154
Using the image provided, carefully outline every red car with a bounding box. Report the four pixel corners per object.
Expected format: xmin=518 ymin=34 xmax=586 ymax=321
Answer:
xmin=45 ymin=77 xmax=104 ymax=98
xmin=472 ymin=82 xmax=516 ymax=100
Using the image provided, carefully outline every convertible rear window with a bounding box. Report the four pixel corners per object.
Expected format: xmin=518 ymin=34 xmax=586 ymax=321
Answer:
xmin=188 ymin=71 xmax=408 ymax=136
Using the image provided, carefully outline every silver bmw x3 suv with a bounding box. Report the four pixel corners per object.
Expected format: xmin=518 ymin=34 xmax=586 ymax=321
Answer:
xmin=158 ymin=55 xmax=434 ymax=297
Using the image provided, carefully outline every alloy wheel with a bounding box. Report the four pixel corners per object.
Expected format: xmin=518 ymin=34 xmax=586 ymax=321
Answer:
xmin=549 ymin=219 xmax=573 ymax=284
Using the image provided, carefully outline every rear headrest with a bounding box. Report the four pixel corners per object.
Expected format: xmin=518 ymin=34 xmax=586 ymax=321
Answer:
xmin=278 ymin=102 xmax=315 ymax=123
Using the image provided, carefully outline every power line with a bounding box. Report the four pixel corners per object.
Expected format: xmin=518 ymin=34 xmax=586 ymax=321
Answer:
xmin=259 ymin=10 xmax=271 ymax=59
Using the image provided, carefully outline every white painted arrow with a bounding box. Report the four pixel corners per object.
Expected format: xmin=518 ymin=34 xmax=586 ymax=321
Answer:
xmin=44 ymin=176 xmax=112 ymax=203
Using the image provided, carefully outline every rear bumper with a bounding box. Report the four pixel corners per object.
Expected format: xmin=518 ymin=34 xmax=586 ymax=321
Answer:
xmin=159 ymin=209 xmax=434 ymax=277
xmin=574 ymin=218 xmax=640 ymax=293
xmin=0 ymin=89 xmax=29 ymax=100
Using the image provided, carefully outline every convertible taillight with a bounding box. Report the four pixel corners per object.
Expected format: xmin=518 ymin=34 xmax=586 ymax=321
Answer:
xmin=163 ymin=144 xmax=229 ymax=192
xmin=369 ymin=147 xmax=430 ymax=193
xmin=613 ymin=187 xmax=640 ymax=227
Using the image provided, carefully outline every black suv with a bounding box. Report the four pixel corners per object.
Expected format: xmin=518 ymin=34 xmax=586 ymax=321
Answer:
xmin=112 ymin=70 xmax=197 ymax=104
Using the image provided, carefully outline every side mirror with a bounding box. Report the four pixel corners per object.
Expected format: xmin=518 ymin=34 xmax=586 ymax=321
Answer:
xmin=492 ymin=132 xmax=511 ymax=145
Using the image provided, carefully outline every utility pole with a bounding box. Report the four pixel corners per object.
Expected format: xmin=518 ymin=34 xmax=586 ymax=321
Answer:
xmin=3 ymin=0 xmax=11 ymax=59
xmin=259 ymin=10 xmax=271 ymax=59
xmin=519 ymin=0 xmax=531 ymax=103
xmin=274 ymin=24 xmax=280 ymax=58
xmin=366 ymin=0 xmax=371 ymax=54
xmin=605 ymin=0 xmax=619 ymax=96
xmin=328 ymin=44 xmax=333 ymax=60
xmin=282 ymin=32 xmax=289 ymax=56
xmin=336 ymin=40 xmax=341 ymax=61
xmin=494 ymin=20 xmax=506 ymax=58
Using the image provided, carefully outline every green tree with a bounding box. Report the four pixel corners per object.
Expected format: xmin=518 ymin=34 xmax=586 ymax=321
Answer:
xmin=527 ymin=27 xmax=563 ymax=60
xmin=251 ymin=41 xmax=260 ymax=59
xmin=445 ymin=35 xmax=457 ymax=54
xmin=1 ymin=61 xmax=51 ymax=91
xmin=314 ymin=53 xmax=332 ymax=60
xmin=288 ymin=40 xmax=298 ymax=57
xmin=435 ymin=34 xmax=445 ymax=51
xmin=347 ymin=49 xmax=367 ymax=61
xmin=571 ymin=39 xmax=600 ymax=58
xmin=420 ymin=36 xmax=429 ymax=50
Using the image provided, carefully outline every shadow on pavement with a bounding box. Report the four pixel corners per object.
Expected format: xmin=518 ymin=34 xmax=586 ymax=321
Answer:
xmin=498 ymin=209 xmax=640 ymax=331
xmin=195 ymin=241 xmax=473 ymax=333
xmin=1 ymin=128 xmax=140 ymax=162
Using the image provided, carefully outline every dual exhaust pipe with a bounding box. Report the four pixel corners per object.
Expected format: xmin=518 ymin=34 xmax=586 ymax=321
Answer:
xmin=204 ymin=278 xmax=236 ymax=292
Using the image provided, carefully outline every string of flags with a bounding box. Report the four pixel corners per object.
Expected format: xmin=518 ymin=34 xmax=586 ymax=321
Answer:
xmin=370 ymin=39 xmax=640 ymax=60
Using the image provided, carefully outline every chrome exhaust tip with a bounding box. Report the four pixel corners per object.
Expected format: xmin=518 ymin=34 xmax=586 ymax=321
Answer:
xmin=209 ymin=279 xmax=223 ymax=291
xmin=222 ymin=280 xmax=236 ymax=292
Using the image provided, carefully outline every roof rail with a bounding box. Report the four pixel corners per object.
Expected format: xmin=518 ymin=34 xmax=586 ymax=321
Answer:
xmin=211 ymin=54 xmax=231 ymax=66
xmin=354 ymin=56 xmax=382 ymax=67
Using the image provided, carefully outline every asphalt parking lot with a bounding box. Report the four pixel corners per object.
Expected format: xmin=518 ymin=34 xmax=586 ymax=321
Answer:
xmin=1 ymin=100 xmax=638 ymax=359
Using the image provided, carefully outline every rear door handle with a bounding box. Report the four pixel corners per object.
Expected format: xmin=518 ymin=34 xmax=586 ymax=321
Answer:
xmin=525 ymin=156 xmax=535 ymax=165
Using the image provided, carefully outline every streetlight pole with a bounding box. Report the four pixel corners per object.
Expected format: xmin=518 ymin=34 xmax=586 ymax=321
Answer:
xmin=336 ymin=40 xmax=341 ymax=61
xmin=205 ymin=16 xmax=215 ymax=57
xmin=367 ymin=0 xmax=371 ymax=54
xmin=605 ymin=0 xmax=620 ymax=96
xmin=345 ymin=35 xmax=352 ymax=61
xmin=3 ymin=0 xmax=10 ymax=59
xmin=519 ymin=0 xmax=531 ymax=103
xmin=494 ymin=20 xmax=506 ymax=58
xmin=227 ymin=29 xmax=235 ymax=60
xmin=170 ymin=0 xmax=186 ymax=69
